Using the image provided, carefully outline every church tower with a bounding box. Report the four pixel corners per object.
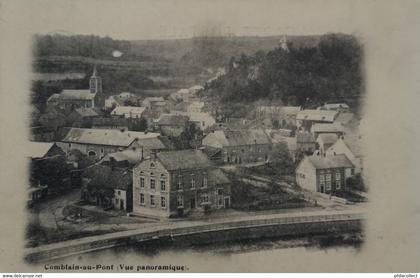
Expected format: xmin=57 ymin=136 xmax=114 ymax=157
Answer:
xmin=89 ymin=65 xmax=102 ymax=94
xmin=279 ymin=35 xmax=289 ymax=52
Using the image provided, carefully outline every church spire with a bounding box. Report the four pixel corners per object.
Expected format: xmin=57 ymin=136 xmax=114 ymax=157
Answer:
xmin=89 ymin=65 xmax=102 ymax=94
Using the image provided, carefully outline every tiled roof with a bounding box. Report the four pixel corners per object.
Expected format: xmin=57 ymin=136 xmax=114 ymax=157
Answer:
xmin=74 ymin=107 xmax=101 ymax=117
xmin=307 ymin=154 xmax=354 ymax=169
xmin=296 ymin=109 xmax=338 ymax=122
xmin=62 ymin=128 xmax=159 ymax=147
xmin=317 ymin=133 xmax=339 ymax=145
xmin=157 ymin=114 xmax=189 ymax=126
xmin=60 ymin=90 xmax=96 ymax=100
xmin=208 ymin=168 xmax=230 ymax=185
xmin=111 ymin=106 xmax=145 ymax=116
xmin=26 ymin=142 xmax=56 ymax=158
xmin=156 ymin=149 xmax=212 ymax=171
xmin=311 ymin=123 xmax=344 ymax=133
xmin=131 ymin=137 xmax=167 ymax=150
xmin=323 ymin=103 xmax=349 ymax=110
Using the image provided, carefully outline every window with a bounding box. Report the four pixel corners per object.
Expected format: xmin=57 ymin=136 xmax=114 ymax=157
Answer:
xmin=150 ymin=162 xmax=155 ymax=168
xmin=160 ymin=180 xmax=166 ymax=191
xmin=191 ymin=177 xmax=195 ymax=188
xmin=217 ymin=188 xmax=223 ymax=195
xmin=203 ymin=177 xmax=208 ymax=188
xmin=201 ymin=194 xmax=209 ymax=203
xmin=150 ymin=195 xmax=155 ymax=206
xmin=101 ymin=148 xmax=104 ymax=154
xmin=336 ymin=172 xmax=341 ymax=189
xmin=140 ymin=193 xmax=144 ymax=205
xmin=177 ymin=175 xmax=183 ymax=190
xmin=351 ymin=168 xmax=355 ymax=175
xmin=336 ymin=172 xmax=341 ymax=181
xmin=319 ymin=174 xmax=325 ymax=188
xmin=88 ymin=150 xmax=96 ymax=157
xmin=177 ymin=195 xmax=183 ymax=207
xmin=140 ymin=177 xmax=145 ymax=188
xmin=326 ymin=174 xmax=332 ymax=190
xmin=68 ymin=143 xmax=71 ymax=148
xmin=161 ymin=197 xmax=166 ymax=208
xmin=150 ymin=179 xmax=155 ymax=190
xmin=117 ymin=190 xmax=121 ymax=196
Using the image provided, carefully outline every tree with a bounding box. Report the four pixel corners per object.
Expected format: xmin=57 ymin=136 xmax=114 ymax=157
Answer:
xmin=268 ymin=142 xmax=294 ymax=175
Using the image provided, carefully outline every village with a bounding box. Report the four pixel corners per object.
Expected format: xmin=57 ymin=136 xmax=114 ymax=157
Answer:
xmin=27 ymin=59 xmax=366 ymax=247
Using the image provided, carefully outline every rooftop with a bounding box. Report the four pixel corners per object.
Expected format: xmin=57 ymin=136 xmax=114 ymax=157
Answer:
xmin=74 ymin=107 xmax=101 ymax=117
xmin=26 ymin=142 xmax=57 ymax=158
xmin=307 ymin=154 xmax=354 ymax=169
xmin=157 ymin=114 xmax=189 ymax=126
xmin=62 ymin=128 xmax=159 ymax=147
xmin=317 ymin=133 xmax=339 ymax=145
xmin=311 ymin=123 xmax=344 ymax=133
xmin=209 ymin=129 xmax=272 ymax=147
xmin=296 ymin=131 xmax=315 ymax=143
xmin=111 ymin=106 xmax=145 ymax=116
xmin=156 ymin=149 xmax=212 ymax=171
xmin=60 ymin=90 xmax=96 ymax=100
xmin=296 ymin=109 xmax=338 ymax=122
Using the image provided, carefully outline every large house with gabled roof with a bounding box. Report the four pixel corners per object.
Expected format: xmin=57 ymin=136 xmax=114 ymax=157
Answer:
xmin=132 ymin=149 xmax=231 ymax=218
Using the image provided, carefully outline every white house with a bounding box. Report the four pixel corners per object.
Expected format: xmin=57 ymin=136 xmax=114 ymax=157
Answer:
xmin=326 ymin=135 xmax=363 ymax=176
xmin=111 ymin=106 xmax=146 ymax=118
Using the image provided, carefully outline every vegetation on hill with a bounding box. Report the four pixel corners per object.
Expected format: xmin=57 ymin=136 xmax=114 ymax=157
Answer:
xmin=203 ymin=33 xmax=363 ymax=117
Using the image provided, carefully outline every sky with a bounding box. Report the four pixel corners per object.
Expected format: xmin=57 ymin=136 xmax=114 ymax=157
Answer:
xmin=1 ymin=0 xmax=380 ymax=41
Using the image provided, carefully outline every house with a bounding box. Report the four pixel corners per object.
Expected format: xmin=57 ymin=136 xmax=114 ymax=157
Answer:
xmin=132 ymin=149 xmax=231 ymax=218
xmin=141 ymin=97 xmax=166 ymax=109
xmin=187 ymin=101 xmax=205 ymax=113
xmin=105 ymin=95 xmax=124 ymax=109
xmin=91 ymin=117 xmax=129 ymax=130
xmin=315 ymin=133 xmax=339 ymax=155
xmin=296 ymin=109 xmax=338 ymax=130
xmin=157 ymin=114 xmax=189 ymax=137
xmin=81 ymin=165 xmax=132 ymax=211
xmin=67 ymin=107 xmax=102 ymax=127
xmin=171 ymin=111 xmax=216 ymax=131
xmin=326 ymin=135 xmax=363 ymax=176
xmin=202 ymin=129 xmax=272 ymax=164
xmin=318 ymin=103 xmax=350 ymax=113
xmin=296 ymin=131 xmax=316 ymax=154
xmin=46 ymin=66 xmax=104 ymax=111
xmin=296 ymin=154 xmax=354 ymax=194
xmin=256 ymin=106 xmax=301 ymax=128
xmin=27 ymin=141 xmax=65 ymax=159
xmin=59 ymin=128 xmax=160 ymax=160
xmin=311 ymin=123 xmax=344 ymax=139
xmin=102 ymin=137 xmax=168 ymax=167
xmin=111 ymin=106 xmax=146 ymax=119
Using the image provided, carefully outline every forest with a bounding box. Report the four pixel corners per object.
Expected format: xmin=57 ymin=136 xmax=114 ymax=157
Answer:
xmin=203 ymin=33 xmax=364 ymax=115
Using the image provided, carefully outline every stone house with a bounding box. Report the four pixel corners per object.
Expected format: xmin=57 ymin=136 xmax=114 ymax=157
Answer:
xmin=111 ymin=106 xmax=145 ymax=119
xmin=315 ymin=133 xmax=339 ymax=155
xmin=132 ymin=149 xmax=231 ymax=218
xmin=202 ymin=129 xmax=273 ymax=164
xmin=296 ymin=109 xmax=338 ymax=130
xmin=156 ymin=114 xmax=189 ymax=137
xmin=67 ymin=107 xmax=102 ymax=127
xmin=59 ymin=128 xmax=160 ymax=160
xmin=296 ymin=154 xmax=354 ymax=194
xmin=326 ymin=135 xmax=363 ymax=176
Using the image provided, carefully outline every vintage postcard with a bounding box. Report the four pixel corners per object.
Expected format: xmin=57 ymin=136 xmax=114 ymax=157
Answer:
xmin=0 ymin=0 xmax=419 ymax=274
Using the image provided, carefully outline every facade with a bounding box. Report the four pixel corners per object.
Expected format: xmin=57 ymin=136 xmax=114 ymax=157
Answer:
xmin=171 ymin=111 xmax=216 ymax=131
xmin=296 ymin=154 xmax=354 ymax=194
xmin=326 ymin=135 xmax=363 ymax=175
xmin=202 ymin=129 xmax=273 ymax=164
xmin=46 ymin=66 xmax=104 ymax=111
xmin=132 ymin=150 xmax=231 ymax=218
xmin=59 ymin=128 xmax=160 ymax=160
xmin=67 ymin=107 xmax=102 ymax=127
xmin=111 ymin=106 xmax=146 ymax=119
xmin=142 ymin=97 xmax=165 ymax=109
xmin=311 ymin=123 xmax=344 ymax=140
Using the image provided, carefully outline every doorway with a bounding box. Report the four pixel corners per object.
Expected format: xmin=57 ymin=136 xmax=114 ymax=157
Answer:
xmin=190 ymin=197 xmax=196 ymax=209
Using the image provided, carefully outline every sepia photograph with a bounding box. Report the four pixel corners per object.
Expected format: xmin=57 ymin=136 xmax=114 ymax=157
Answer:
xmin=0 ymin=0 xmax=419 ymax=274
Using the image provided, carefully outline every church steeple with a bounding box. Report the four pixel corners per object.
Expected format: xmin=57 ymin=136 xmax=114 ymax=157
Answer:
xmin=89 ymin=65 xmax=102 ymax=94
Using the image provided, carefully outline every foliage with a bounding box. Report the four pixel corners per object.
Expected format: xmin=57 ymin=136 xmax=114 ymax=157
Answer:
xmin=346 ymin=174 xmax=366 ymax=192
xmin=205 ymin=33 xmax=363 ymax=110
xmin=30 ymin=156 xmax=72 ymax=194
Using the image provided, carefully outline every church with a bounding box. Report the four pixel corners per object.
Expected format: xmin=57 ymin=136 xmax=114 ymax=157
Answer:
xmin=47 ymin=66 xmax=104 ymax=111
